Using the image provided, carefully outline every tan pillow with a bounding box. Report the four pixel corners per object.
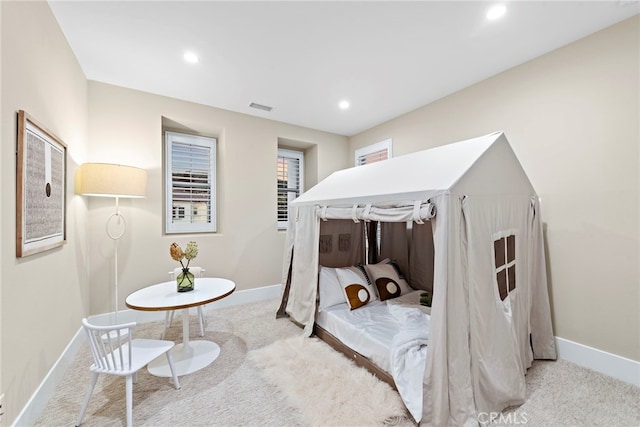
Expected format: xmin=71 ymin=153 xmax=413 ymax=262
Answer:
xmin=336 ymin=266 xmax=377 ymax=310
xmin=364 ymin=262 xmax=413 ymax=301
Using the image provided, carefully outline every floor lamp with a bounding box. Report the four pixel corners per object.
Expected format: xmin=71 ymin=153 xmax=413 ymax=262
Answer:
xmin=77 ymin=163 xmax=147 ymax=325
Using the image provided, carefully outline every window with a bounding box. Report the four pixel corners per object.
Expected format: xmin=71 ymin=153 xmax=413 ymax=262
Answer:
xmin=173 ymin=206 xmax=185 ymax=220
xmin=494 ymin=233 xmax=516 ymax=300
xmin=165 ymin=131 xmax=216 ymax=234
xmin=355 ymin=139 xmax=392 ymax=166
xmin=277 ymin=148 xmax=304 ymax=229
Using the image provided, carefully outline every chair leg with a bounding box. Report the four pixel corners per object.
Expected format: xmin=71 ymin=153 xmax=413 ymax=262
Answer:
xmin=126 ymin=374 xmax=134 ymax=427
xmin=197 ymin=306 xmax=205 ymax=336
xmin=76 ymin=372 xmax=98 ymax=426
xmin=165 ymin=351 xmax=181 ymax=390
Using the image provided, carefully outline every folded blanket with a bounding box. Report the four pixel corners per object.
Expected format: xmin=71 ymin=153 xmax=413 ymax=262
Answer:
xmin=387 ymin=300 xmax=430 ymax=422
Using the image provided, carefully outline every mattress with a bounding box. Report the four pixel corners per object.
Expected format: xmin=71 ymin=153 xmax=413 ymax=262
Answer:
xmin=316 ymin=290 xmax=429 ymax=374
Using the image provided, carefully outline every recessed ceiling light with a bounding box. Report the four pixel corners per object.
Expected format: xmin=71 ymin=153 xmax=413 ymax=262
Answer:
xmin=184 ymin=51 xmax=199 ymax=63
xmin=486 ymin=4 xmax=507 ymax=20
xmin=339 ymin=100 xmax=350 ymax=110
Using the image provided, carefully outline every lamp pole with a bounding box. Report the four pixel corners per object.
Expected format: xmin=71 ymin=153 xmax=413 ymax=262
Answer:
xmin=106 ymin=196 xmax=126 ymax=324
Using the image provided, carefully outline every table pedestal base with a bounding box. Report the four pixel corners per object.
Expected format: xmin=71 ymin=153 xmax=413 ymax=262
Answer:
xmin=148 ymin=340 xmax=220 ymax=377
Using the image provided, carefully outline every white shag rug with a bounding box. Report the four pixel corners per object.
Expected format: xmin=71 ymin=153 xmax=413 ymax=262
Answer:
xmin=249 ymin=336 xmax=410 ymax=426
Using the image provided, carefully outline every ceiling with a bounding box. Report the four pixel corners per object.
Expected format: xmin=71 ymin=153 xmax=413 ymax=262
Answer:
xmin=48 ymin=1 xmax=639 ymax=136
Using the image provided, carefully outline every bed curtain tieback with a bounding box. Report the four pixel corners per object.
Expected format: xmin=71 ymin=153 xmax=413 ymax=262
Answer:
xmin=351 ymin=205 xmax=360 ymax=223
xmin=320 ymin=205 xmax=328 ymax=221
xmin=412 ymin=200 xmax=425 ymax=224
xmin=363 ymin=204 xmax=372 ymax=220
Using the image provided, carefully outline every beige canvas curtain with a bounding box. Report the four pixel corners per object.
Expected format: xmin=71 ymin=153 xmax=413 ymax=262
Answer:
xmin=410 ymin=222 xmax=436 ymax=292
xmin=379 ymin=221 xmax=409 ymax=278
xmin=422 ymin=193 xmax=476 ymax=426
xmin=282 ymin=205 xmax=320 ymax=335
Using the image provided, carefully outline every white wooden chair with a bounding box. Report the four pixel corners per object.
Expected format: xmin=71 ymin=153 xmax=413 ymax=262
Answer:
xmin=76 ymin=318 xmax=181 ymax=427
xmin=162 ymin=266 xmax=206 ymax=339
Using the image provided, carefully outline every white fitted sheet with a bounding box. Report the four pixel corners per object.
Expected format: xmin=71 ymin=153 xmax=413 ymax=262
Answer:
xmin=316 ymin=290 xmax=429 ymax=374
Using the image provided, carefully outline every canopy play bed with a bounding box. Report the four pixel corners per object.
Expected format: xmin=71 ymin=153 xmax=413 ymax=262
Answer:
xmin=277 ymin=131 xmax=556 ymax=425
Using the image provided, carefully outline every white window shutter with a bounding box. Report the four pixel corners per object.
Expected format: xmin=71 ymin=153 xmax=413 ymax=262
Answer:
xmin=277 ymin=148 xmax=304 ymax=229
xmin=165 ymin=132 xmax=216 ymax=234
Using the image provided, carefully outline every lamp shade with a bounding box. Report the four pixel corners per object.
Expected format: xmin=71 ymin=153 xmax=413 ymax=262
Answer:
xmin=76 ymin=163 xmax=147 ymax=198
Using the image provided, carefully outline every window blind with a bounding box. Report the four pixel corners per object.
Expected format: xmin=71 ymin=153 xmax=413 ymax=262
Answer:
xmin=277 ymin=149 xmax=303 ymax=229
xmin=165 ymin=131 xmax=216 ymax=233
xmin=171 ymin=142 xmax=211 ymax=222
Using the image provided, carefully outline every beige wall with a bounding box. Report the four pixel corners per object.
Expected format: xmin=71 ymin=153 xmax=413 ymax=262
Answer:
xmin=86 ymin=82 xmax=348 ymax=316
xmin=0 ymin=1 xmax=89 ymax=423
xmin=350 ymin=16 xmax=640 ymax=361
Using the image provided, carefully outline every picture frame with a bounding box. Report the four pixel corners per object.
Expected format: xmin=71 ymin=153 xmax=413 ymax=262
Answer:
xmin=16 ymin=110 xmax=67 ymax=257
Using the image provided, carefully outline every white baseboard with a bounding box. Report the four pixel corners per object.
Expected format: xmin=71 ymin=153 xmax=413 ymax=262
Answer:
xmin=13 ymin=327 xmax=86 ymax=427
xmin=12 ymin=284 xmax=282 ymax=427
xmin=555 ymin=337 xmax=640 ymax=388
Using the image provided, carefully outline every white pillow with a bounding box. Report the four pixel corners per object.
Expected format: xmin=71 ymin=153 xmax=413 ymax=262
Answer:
xmin=364 ymin=262 xmax=413 ymax=301
xmin=336 ymin=266 xmax=377 ymax=310
xmin=318 ymin=266 xmax=346 ymax=309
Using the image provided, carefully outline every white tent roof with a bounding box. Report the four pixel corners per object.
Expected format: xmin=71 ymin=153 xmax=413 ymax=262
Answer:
xmin=293 ymin=131 xmax=535 ymax=207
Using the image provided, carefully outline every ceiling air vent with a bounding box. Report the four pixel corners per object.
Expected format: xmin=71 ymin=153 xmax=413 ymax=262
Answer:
xmin=249 ymin=102 xmax=273 ymax=112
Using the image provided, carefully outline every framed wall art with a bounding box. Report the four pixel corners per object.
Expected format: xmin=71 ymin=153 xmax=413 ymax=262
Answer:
xmin=16 ymin=110 xmax=67 ymax=257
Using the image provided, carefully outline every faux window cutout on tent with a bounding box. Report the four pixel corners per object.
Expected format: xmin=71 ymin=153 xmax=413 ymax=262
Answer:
xmin=493 ymin=233 xmax=517 ymax=301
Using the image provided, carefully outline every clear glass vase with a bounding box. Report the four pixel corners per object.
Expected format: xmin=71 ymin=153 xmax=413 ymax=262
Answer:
xmin=176 ymin=268 xmax=195 ymax=292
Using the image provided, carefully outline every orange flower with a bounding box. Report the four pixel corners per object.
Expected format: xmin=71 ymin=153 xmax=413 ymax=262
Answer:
xmin=170 ymin=242 xmax=184 ymax=262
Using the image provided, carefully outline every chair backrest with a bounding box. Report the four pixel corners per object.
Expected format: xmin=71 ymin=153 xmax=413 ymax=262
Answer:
xmin=82 ymin=318 xmax=136 ymax=373
xmin=169 ymin=266 xmax=205 ymax=279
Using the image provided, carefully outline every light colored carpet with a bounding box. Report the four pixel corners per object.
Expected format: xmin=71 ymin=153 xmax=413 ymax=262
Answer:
xmin=34 ymin=298 xmax=640 ymax=426
xmin=497 ymin=356 xmax=640 ymax=427
xmin=248 ymin=336 xmax=409 ymax=426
